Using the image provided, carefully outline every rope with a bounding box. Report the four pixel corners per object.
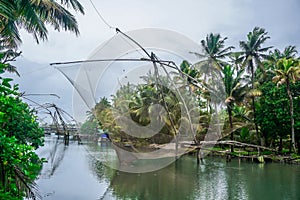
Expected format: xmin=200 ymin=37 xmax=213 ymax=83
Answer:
xmin=88 ymin=0 xmax=116 ymax=30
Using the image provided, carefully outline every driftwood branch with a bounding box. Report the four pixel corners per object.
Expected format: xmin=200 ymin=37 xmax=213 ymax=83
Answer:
xmin=194 ymin=140 xmax=278 ymax=153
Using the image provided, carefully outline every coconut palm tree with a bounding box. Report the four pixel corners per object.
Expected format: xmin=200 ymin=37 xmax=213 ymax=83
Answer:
xmin=272 ymin=58 xmax=300 ymax=152
xmin=201 ymin=33 xmax=234 ymax=62
xmin=239 ymin=27 xmax=272 ymax=142
xmin=0 ymin=0 xmax=84 ymax=48
xmin=180 ymin=60 xmax=199 ymax=88
xmin=222 ymin=65 xmax=247 ymax=152
xmin=191 ymin=33 xmax=234 ymax=78
xmin=266 ymin=45 xmax=298 ymax=70
xmin=189 ymin=33 xmax=234 ymax=137
xmin=269 ymin=45 xmax=298 ymax=61
xmin=0 ymin=49 xmax=21 ymax=75
xmin=195 ymin=33 xmax=234 ymax=138
xmin=260 ymin=46 xmax=298 ymax=82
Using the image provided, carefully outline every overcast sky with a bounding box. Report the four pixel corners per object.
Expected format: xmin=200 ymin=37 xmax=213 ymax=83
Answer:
xmin=11 ymin=0 xmax=300 ymax=122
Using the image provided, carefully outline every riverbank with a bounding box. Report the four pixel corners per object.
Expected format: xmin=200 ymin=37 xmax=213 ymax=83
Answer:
xmin=194 ymin=148 xmax=300 ymax=165
xmin=110 ymin=140 xmax=300 ymax=165
xmin=95 ymin=139 xmax=300 ymax=166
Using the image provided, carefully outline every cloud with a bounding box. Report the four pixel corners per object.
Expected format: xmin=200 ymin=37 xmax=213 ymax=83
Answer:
xmin=19 ymin=0 xmax=300 ymax=63
xmin=10 ymin=58 xmax=74 ymax=120
xmin=13 ymin=0 xmax=300 ymax=122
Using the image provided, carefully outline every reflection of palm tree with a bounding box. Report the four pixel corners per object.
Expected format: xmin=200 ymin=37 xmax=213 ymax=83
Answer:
xmin=98 ymin=156 xmax=197 ymax=200
xmin=272 ymin=58 xmax=300 ymax=152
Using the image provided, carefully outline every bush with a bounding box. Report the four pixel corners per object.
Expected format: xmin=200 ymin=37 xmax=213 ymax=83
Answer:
xmin=0 ymin=56 xmax=44 ymax=199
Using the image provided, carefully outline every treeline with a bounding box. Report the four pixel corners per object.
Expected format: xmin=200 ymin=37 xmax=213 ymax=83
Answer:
xmin=88 ymin=27 xmax=300 ymax=155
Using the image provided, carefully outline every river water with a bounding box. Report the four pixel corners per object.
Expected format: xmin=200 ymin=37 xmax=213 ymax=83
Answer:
xmin=35 ymin=136 xmax=300 ymax=200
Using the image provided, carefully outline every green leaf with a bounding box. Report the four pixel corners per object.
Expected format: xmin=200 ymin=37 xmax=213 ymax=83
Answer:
xmin=1 ymin=78 xmax=13 ymax=88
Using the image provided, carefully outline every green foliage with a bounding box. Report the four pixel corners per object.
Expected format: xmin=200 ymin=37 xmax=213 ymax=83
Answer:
xmin=257 ymin=79 xmax=300 ymax=153
xmin=180 ymin=60 xmax=198 ymax=84
xmin=257 ymin=82 xmax=290 ymax=141
xmin=91 ymin=27 xmax=300 ymax=155
xmin=0 ymin=1 xmax=85 ymax=198
xmin=0 ymin=133 xmax=43 ymax=199
xmin=0 ymin=54 xmax=44 ymax=199
xmin=0 ymin=63 xmax=19 ymax=95
xmin=0 ymin=190 xmax=22 ymax=200
xmin=0 ymin=94 xmax=44 ymax=148
xmin=201 ymin=33 xmax=234 ymax=61
xmin=0 ymin=0 xmax=84 ymax=48
xmin=93 ymin=72 xmax=200 ymax=145
xmin=239 ymin=127 xmax=250 ymax=142
xmin=79 ymin=120 xmax=98 ymax=135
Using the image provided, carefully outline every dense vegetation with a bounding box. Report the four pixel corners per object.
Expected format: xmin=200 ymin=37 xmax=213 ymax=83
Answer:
xmin=85 ymin=27 xmax=300 ymax=156
xmin=1 ymin=0 xmax=300 ymax=198
xmin=0 ymin=55 xmax=44 ymax=199
xmin=0 ymin=0 xmax=84 ymax=199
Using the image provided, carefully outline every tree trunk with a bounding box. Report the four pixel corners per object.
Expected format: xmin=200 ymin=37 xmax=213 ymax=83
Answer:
xmin=296 ymin=136 xmax=300 ymax=155
xmin=252 ymin=98 xmax=260 ymax=142
xmin=278 ymin=136 xmax=283 ymax=154
xmin=227 ymin=105 xmax=234 ymax=153
xmin=286 ymin=80 xmax=296 ymax=153
xmin=249 ymin=60 xmax=260 ymax=144
xmin=214 ymin=103 xmax=222 ymax=138
xmin=0 ymin=157 xmax=6 ymax=191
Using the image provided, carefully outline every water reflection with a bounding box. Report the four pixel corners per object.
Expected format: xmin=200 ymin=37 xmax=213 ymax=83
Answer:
xmin=195 ymin=158 xmax=248 ymax=200
xmin=35 ymin=137 xmax=300 ymax=200
xmin=90 ymin=151 xmax=300 ymax=200
xmin=35 ymin=136 xmax=109 ymax=199
xmin=90 ymin=153 xmax=249 ymax=200
xmin=36 ymin=136 xmax=67 ymax=178
xmin=92 ymin=156 xmax=198 ymax=200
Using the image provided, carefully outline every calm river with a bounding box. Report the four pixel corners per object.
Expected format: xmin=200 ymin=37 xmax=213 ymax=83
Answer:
xmin=35 ymin=136 xmax=300 ymax=200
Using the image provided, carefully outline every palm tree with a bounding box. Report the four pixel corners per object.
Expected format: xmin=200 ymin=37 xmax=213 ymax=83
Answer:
xmin=201 ymin=33 xmax=234 ymax=61
xmin=261 ymin=46 xmax=298 ymax=82
xmin=192 ymin=33 xmax=234 ymax=77
xmin=239 ymin=27 xmax=272 ymax=142
xmin=0 ymin=0 xmax=84 ymax=48
xmin=266 ymin=45 xmax=298 ymax=70
xmin=197 ymin=33 xmax=234 ymax=138
xmin=229 ymin=52 xmax=244 ymax=71
xmin=269 ymin=45 xmax=298 ymax=61
xmin=272 ymin=58 xmax=300 ymax=152
xmin=222 ymin=65 xmax=247 ymax=152
xmin=192 ymin=34 xmax=235 ymax=109
xmin=0 ymin=49 xmax=21 ymax=76
xmin=180 ymin=60 xmax=199 ymax=88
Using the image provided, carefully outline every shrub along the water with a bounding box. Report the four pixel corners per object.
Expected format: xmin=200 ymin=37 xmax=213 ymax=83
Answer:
xmin=0 ymin=55 xmax=44 ymax=199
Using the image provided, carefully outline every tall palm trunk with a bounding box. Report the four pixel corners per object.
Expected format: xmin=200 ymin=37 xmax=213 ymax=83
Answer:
xmin=286 ymin=79 xmax=296 ymax=152
xmin=249 ymin=60 xmax=260 ymax=143
xmin=214 ymin=103 xmax=222 ymax=138
xmin=227 ymin=105 xmax=234 ymax=152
